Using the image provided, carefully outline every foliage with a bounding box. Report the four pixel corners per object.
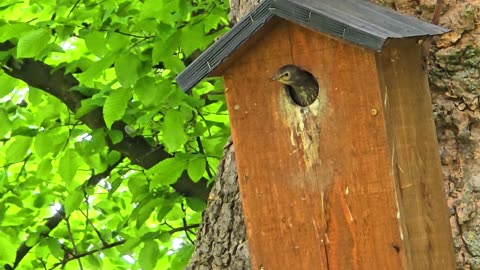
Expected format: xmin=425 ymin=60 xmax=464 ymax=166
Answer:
xmin=0 ymin=0 xmax=230 ymax=269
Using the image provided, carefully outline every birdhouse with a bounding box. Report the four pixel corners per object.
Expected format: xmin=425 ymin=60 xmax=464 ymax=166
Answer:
xmin=177 ymin=0 xmax=455 ymax=269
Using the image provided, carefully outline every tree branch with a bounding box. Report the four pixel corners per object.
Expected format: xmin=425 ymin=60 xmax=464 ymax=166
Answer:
xmin=0 ymin=41 xmax=211 ymax=201
xmin=4 ymin=143 xmax=200 ymax=269
xmin=6 ymin=158 xmax=118 ymax=270
xmin=50 ymin=224 xmax=200 ymax=269
xmin=8 ymin=207 xmax=65 ymax=270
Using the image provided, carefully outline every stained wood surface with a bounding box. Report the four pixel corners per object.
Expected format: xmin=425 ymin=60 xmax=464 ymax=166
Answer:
xmin=221 ymin=18 xmax=453 ymax=269
xmin=377 ymin=38 xmax=455 ymax=269
xmin=223 ymin=19 xmax=405 ymax=269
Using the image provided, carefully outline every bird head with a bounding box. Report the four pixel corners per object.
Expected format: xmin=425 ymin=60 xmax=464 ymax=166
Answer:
xmin=272 ymin=65 xmax=302 ymax=86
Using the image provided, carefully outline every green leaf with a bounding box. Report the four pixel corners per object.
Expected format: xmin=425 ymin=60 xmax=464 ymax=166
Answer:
xmin=75 ymin=97 xmax=105 ymax=119
xmin=86 ymin=254 xmax=103 ymax=269
xmin=152 ymin=35 xmax=177 ymax=64
xmin=0 ymin=22 xmax=34 ymax=42
xmin=10 ymin=127 xmax=37 ymax=137
xmin=140 ymin=0 xmax=179 ymax=23
xmin=25 ymin=233 xmax=40 ymax=247
xmin=33 ymin=132 xmax=53 ymax=157
xmin=0 ymin=232 xmax=16 ymax=263
xmin=103 ymin=88 xmax=132 ymax=128
xmin=181 ymin=24 xmax=210 ymax=56
xmin=0 ymin=109 xmax=11 ymax=139
xmin=33 ymin=193 xmax=49 ymax=208
xmin=147 ymin=157 xmax=186 ymax=187
xmin=34 ymin=130 xmax=68 ymax=157
xmin=84 ymin=31 xmax=107 ymax=57
xmin=106 ymin=150 xmax=121 ymax=165
xmin=163 ymin=55 xmax=185 ymax=74
xmin=204 ymin=8 xmax=227 ymax=32
xmin=46 ymin=238 xmax=63 ymax=259
xmin=134 ymin=197 xmax=163 ymax=228
xmin=75 ymin=129 xmax=107 ymax=156
xmin=108 ymin=175 xmax=122 ymax=196
xmin=158 ymin=232 xmax=171 ymax=242
xmin=114 ymin=53 xmax=140 ymax=88
xmin=0 ymin=0 xmax=230 ymax=267
xmin=171 ymin=245 xmax=194 ymax=270
xmin=77 ymin=54 xmax=115 ymax=86
xmin=117 ymin=237 xmax=141 ymax=254
xmin=165 ymin=205 xmax=184 ymax=221
xmin=64 ymin=189 xmax=83 ymax=216
xmin=16 ymin=28 xmax=50 ymax=58
xmin=83 ymin=153 xmax=107 ymax=174
xmin=107 ymin=130 xmax=123 ymax=144
xmin=162 ymin=110 xmax=188 ymax=151
xmin=186 ymin=197 xmax=206 ymax=212
xmin=36 ymin=158 xmax=52 ymax=179
xmin=127 ymin=175 xmax=149 ymax=203
xmin=58 ymin=149 xmax=82 ymax=184
xmin=107 ymin=32 xmax=130 ymax=52
xmin=139 ymin=241 xmax=159 ymax=270
xmin=0 ymin=73 xmax=18 ymax=98
xmin=6 ymin=136 xmax=32 ymax=163
xmin=187 ymin=155 xmax=205 ymax=182
xmin=27 ymin=87 xmax=44 ymax=106
xmin=4 ymin=195 xmax=22 ymax=208
xmin=155 ymin=207 xmax=171 ymax=223
xmin=134 ymin=76 xmax=157 ymax=107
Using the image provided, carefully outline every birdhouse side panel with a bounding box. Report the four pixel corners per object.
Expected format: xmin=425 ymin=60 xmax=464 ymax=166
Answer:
xmin=376 ymin=38 xmax=456 ymax=269
xmin=223 ymin=20 xmax=406 ymax=270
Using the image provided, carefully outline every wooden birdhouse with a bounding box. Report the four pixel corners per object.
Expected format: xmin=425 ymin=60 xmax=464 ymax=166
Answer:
xmin=177 ymin=0 xmax=455 ymax=269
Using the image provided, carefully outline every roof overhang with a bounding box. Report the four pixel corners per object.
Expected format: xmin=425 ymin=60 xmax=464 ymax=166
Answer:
xmin=176 ymin=0 xmax=450 ymax=92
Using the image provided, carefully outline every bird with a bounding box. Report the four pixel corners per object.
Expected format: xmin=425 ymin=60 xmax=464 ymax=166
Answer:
xmin=272 ymin=65 xmax=319 ymax=107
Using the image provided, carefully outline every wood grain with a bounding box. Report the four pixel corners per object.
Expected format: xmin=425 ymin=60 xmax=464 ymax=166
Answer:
xmin=377 ymin=38 xmax=455 ymax=269
xmin=220 ymin=18 xmax=453 ymax=269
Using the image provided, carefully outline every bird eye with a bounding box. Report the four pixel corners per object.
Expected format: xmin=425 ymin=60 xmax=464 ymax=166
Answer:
xmin=283 ymin=72 xmax=290 ymax=79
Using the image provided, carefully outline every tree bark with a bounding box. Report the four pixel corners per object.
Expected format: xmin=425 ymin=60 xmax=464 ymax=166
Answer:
xmin=186 ymin=139 xmax=251 ymax=270
xmin=187 ymin=0 xmax=480 ymax=269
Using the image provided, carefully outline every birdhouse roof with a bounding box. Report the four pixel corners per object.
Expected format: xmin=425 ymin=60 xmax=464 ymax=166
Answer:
xmin=176 ymin=0 xmax=449 ymax=91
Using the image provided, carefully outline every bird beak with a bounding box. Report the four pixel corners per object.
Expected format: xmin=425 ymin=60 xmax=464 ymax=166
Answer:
xmin=271 ymin=74 xmax=280 ymax=81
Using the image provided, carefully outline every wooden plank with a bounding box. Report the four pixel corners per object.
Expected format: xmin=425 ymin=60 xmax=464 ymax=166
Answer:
xmin=376 ymin=38 xmax=455 ymax=269
xmin=210 ymin=18 xmax=281 ymax=77
xmin=223 ymin=19 xmax=407 ymax=269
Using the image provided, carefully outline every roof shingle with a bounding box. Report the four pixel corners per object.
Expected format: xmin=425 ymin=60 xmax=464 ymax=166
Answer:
xmin=176 ymin=0 xmax=449 ymax=91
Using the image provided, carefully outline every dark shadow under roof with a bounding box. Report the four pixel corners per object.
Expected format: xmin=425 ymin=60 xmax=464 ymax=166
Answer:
xmin=176 ymin=0 xmax=449 ymax=92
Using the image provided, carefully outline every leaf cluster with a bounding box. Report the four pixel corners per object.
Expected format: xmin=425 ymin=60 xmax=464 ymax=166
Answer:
xmin=0 ymin=0 xmax=230 ymax=269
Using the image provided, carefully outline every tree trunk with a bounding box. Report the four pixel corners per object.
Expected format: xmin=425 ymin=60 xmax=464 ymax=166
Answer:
xmin=187 ymin=0 xmax=480 ymax=269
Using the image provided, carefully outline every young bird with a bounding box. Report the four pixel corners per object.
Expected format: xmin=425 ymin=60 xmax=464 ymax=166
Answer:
xmin=272 ymin=65 xmax=319 ymax=107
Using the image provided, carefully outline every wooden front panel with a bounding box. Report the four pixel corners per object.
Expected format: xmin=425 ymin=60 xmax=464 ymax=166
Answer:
xmin=224 ymin=19 xmax=403 ymax=269
xmin=377 ymin=38 xmax=455 ymax=269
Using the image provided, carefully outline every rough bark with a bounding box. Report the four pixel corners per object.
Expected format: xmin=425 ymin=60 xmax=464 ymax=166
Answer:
xmin=228 ymin=0 xmax=261 ymax=23
xmin=188 ymin=0 xmax=480 ymax=269
xmin=186 ymin=139 xmax=251 ymax=270
xmin=186 ymin=2 xmax=256 ymax=268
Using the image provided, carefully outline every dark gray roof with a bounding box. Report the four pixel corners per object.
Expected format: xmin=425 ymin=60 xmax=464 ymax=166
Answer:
xmin=176 ymin=0 xmax=449 ymax=91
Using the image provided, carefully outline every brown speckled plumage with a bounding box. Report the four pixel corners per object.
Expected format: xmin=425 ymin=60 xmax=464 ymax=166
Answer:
xmin=272 ymin=65 xmax=319 ymax=107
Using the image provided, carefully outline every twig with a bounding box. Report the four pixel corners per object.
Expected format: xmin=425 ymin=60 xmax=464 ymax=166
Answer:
xmin=181 ymin=203 xmax=196 ymax=245
xmin=67 ymin=0 xmax=82 ymax=18
xmin=49 ymin=224 xmax=200 ymax=269
xmin=49 ymin=240 xmax=126 ymax=269
xmin=78 ymin=209 xmax=108 ymax=246
xmin=422 ymin=0 xmax=444 ymax=67
xmin=14 ymin=153 xmax=33 ymax=182
xmin=196 ymin=136 xmax=214 ymax=178
xmin=8 ymin=207 xmax=66 ymax=269
xmin=65 ymin=217 xmax=84 ymax=270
